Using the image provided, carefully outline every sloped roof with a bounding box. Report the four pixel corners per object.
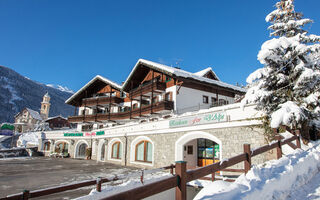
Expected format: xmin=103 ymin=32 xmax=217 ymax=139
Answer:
xmin=122 ymin=59 xmax=245 ymax=93
xmin=193 ymin=67 xmax=220 ymax=81
xmin=65 ymin=75 xmax=122 ymax=105
xmin=26 ymin=108 xmax=42 ymax=121
xmin=45 ymin=115 xmax=67 ymax=121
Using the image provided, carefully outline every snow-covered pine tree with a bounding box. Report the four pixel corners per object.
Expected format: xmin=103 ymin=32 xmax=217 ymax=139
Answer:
xmin=242 ymin=0 xmax=320 ymax=134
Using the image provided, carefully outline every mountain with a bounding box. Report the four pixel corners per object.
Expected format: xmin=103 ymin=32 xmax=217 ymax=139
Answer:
xmin=0 ymin=66 xmax=75 ymax=123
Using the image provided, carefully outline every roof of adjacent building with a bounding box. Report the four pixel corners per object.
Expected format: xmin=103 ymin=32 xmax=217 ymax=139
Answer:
xmin=122 ymin=59 xmax=245 ymax=92
xmin=65 ymin=75 xmax=122 ymax=105
xmin=66 ymin=59 xmax=246 ymax=105
xmin=25 ymin=108 xmax=43 ymax=121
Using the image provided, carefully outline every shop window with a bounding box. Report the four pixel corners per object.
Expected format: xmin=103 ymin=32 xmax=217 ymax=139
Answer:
xmin=111 ymin=141 xmax=122 ymax=159
xmin=203 ymin=95 xmax=209 ymax=104
xmin=135 ymin=140 xmax=152 ymax=163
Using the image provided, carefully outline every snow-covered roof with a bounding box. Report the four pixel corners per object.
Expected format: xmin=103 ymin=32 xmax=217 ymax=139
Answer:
xmin=193 ymin=67 xmax=220 ymax=81
xmin=26 ymin=108 xmax=42 ymax=121
xmin=123 ymin=59 xmax=245 ymax=93
xmin=65 ymin=75 xmax=122 ymax=104
xmin=45 ymin=115 xmax=67 ymax=121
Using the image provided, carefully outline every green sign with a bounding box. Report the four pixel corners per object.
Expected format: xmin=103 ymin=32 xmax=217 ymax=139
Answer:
xmin=1 ymin=124 xmax=14 ymax=130
xmin=64 ymin=133 xmax=83 ymax=137
xmin=169 ymin=111 xmax=227 ymax=128
xmin=96 ymin=131 xmax=105 ymax=136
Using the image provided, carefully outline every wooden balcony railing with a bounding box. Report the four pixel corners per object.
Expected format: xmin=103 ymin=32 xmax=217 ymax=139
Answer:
xmin=81 ymin=96 xmax=124 ymax=107
xmin=68 ymin=101 xmax=174 ymax=123
xmin=130 ymin=79 xmax=166 ymax=99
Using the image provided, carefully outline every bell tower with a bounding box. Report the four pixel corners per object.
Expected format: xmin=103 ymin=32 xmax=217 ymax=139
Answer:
xmin=40 ymin=92 xmax=51 ymax=120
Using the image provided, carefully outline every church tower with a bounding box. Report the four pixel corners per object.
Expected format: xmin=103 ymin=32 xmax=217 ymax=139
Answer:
xmin=40 ymin=92 xmax=51 ymax=120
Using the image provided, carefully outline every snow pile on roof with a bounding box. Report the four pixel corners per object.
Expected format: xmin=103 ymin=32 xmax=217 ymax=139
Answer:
xmin=270 ymin=101 xmax=306 ymax=128
xmin=26 ymin=108 xmax=42 ymax=121
xmin=17 ymin=132 xmax=39 ymax=147
xmin=193 ymin=67 xmax=220 ymax=81
xmin=194 ymin=141 xmax=320 ymax=200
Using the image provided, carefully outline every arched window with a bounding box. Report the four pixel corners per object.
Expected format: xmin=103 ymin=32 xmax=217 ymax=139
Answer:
xmin=43 ymin=142 xmax=50 ymax=151
xmin=135 ymin=140 xmax=152 ymax=163
xmin=111 ymin=142 xmax=122 ymax=159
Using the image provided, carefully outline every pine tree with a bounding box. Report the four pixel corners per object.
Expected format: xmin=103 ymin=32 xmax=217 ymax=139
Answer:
xmin=242 ymin=0 xmax=320 ymax=130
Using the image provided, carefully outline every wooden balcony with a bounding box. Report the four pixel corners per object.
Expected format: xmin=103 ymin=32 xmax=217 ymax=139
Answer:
xmin=130 ymin=79 xmax=166 ymax=99
xmin=68 ymin=101 xmax=174 ymax=123
xmin=81 ymin=96 xmax=124 ymax=107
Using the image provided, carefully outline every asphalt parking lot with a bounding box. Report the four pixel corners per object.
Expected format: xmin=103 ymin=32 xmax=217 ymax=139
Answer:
xmin=0 ymin=157 xmax=137 ymax=199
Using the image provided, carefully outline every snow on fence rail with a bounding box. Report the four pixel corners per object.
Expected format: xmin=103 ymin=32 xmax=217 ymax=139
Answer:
xmin=1 ymin=130 xmax=301 ymax=200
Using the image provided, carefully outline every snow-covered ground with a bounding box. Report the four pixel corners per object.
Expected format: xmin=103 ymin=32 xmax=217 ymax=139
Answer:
xmin=194 ymin=140 xmax=320 ymax=200
xmin=17 ymin=132 xmax=39 ymax=147
xmin=76 ymin=171 xmax=172 ymax=200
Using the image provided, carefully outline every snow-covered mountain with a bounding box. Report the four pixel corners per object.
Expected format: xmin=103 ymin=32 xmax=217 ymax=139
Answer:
xmin=46 ymin=84 xmax=74 ymax=94
xmin=0 ymin=65 xmax=75 ymax=123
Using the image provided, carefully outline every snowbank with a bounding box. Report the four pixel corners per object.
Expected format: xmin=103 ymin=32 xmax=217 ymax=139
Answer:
xmin=194 ymin=141 xmax=320 ymax=200
xmin=17 ymin=132 xmax=39 ymax=147
xmin=76 ymin=172 xmax=171 ymax=200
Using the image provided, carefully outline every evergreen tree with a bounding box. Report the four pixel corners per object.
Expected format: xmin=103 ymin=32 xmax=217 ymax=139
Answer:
xmin=242 ymin=0 xmax=320 ymax=130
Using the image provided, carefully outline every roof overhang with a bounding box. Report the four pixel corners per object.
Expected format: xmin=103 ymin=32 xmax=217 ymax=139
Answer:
xmin=65 ymin=75 xmax=122 ymax=106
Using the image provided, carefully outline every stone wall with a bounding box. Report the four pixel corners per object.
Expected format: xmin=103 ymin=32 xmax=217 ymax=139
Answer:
xmin=42 ymin=125 xmax=275 ymax=171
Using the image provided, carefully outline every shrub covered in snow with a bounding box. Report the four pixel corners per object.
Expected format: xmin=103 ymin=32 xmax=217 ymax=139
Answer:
xmin=242 ymin=0 xmax=320 ymax=131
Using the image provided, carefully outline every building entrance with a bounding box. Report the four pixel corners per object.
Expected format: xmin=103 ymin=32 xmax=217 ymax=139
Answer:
xmin=197 ymin=139 xmax=219 ymax=167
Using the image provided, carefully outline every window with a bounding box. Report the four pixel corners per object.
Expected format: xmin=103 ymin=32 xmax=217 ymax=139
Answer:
xmin=187 ymin=145 xmax=193 ymax=155
xmin=111 ymin=141 xmax=122 ymax=159
xmin=120 ymin=92 xmax=126 ymax=98
xmin=165 ymin=76 xmax=172 ymax=83
xmin=203 ymin=95 xmax=209 ymax=104
xmin=165 ymin=92 xmax=172 ymax=101
xmin=43 ymin=142 xmax=51 ymax=151
xmin=219 ymin=99 xmax=228 ymax=106
xmin=133 ymin=103 xmax=138 ymax=109
xmin=135 ymin=140 xmax=152 ymax=163
xmin=152 ymin=97 xmax=158 ymax=104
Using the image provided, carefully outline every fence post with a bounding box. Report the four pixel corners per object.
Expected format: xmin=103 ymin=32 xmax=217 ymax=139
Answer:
xmin=275 ymin=135 xmax=282 ymax=159
xmin=170 ymin=164 xmax=174 ymax=175
xmin=175 ymin=161 xmax=187 ymax=200
xmin=243 ymin=144 xmax=251 ymax=174
xmin=295 ymin=129 xmax=301 ymax=148
xmin=23 ymin=190 xmax=29 ymax=200
xmin=96 ymin=177 xmax=102 ymax=192
xmin=140 ymin=169 xmax=144 ymax=184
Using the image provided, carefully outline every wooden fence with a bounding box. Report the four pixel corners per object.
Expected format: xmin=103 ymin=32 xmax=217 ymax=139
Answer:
xmin=1 ymin=130 xmax=301 ymax=200
xmin=102 ymin=129 xmax=301 ymax=200
xmin=1 ymin=165 xmax=175 ymax=200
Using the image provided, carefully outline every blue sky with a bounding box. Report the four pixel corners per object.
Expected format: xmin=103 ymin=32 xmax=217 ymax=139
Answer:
xmin=0 ymin=0 xmax=319 ymax=92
